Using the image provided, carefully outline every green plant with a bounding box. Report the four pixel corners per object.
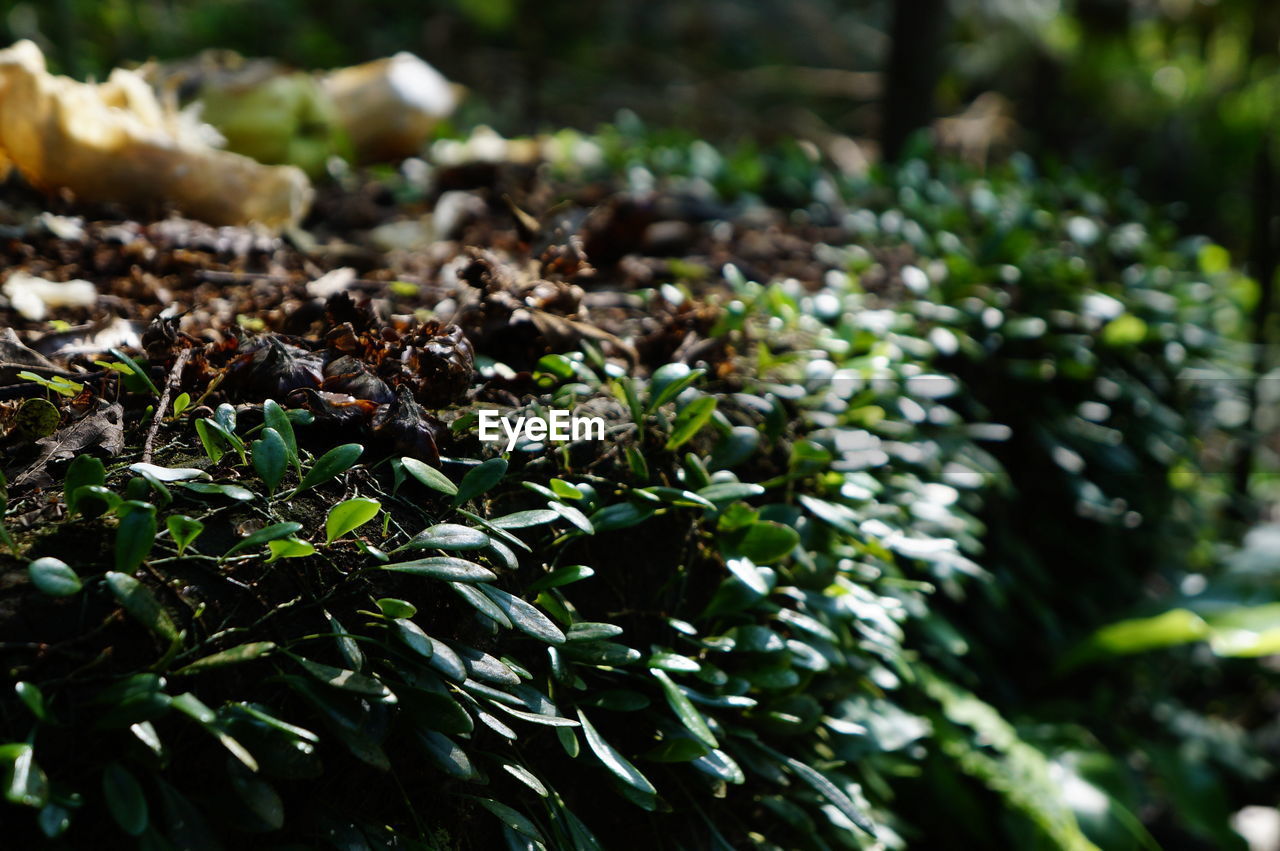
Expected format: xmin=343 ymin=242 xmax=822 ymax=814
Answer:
xmin=0 ymin=133 xmax=1264 ymax=851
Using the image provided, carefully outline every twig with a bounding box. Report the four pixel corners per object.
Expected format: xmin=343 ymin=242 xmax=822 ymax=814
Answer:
xmin=141 ymin=347 xmax=193 ymax=464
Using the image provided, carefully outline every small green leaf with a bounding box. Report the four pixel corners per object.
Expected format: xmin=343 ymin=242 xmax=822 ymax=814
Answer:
xmin=127 ymin=473 xmax=170 ymax=507
xmin=453 ymin=457 xmax=508 ymax=506
xmin=651 ymin=668 xmax=717 ymax=748
xmin=566 ymin=622 xmax=625 ymax=642
xmin=550 ymin=501 xmax=594 ymax=534
xmin=455 ymin=508 xmax=530 ymax=553
xmin=109 ymin=348 xmax=160 ymax=395
xmin=171 ymin=692 xmax=258 ymax=771
xmin=64 ymin=454 xmax=106 ymax=515
xmin=708 ymin=426 xmax=761 ymax=469
xmin=90 ymin=674 xmax=171 ymax=729
xmin=797 ymin=494 xmax=860 ymax=536
xmin=401 ymin=457 xmax=458 ymax=495
xmin=577 ymin=709 xmax=657 ymax=799
xmin=166 ymin=515 xmax=204 ymax=556
xmin=537 ymin=353 xmax=577 ymax=378
xmin=557 ymin=725 xmax=581 ymax=757
xmin=483 ymin=698 xmax=580 ymax=728
xmin=1102 ymin=313 xmax=1148 ymax=347
xmin=490 ymin=509 xmax=558 ymax=529
xmin=223 ymin=522 xmax=304 ymax=559
xmin=391 ymin=617 xmax=435 ymax=659
xmin=71 ymin=484 xmax=120 ymax=518
xmin=648 ymin=363 xmax=705 ymax=412
xmin=473 ymin=797 xmax=544 ymax=842
xmin=642 ymin=486 xmax=716 ymax=510
xmin=265 ymin=537 xmax=316 ymax=562
xmin=528 ymin=564 xmax=595 ymax=592
xmin=725 ymin=557 xmax=769 ymax=595
xmin=15 ymin=682 xmax=45 ymax=721
xmin=171 ymin=392 xmax=191 ymax=418
xmin=178 ymin=481 xmax=255 ymax=501
xmin=402 ymin=523 xmax=490 ymax=551
xmin=28 ymin=557 xmax=81 ymax=597
xmin=194 ymin=418 xmax=225 ymax=464
xmin=114 ymin=501 xmax=157 ymax=573
xmin=292 ymin=443 xmax=363 ymax=496
xmin=381 ymin=556 xmax=497 ymax=583
xmin=697 ymin=481 xmax=765 ymax=503
xmin=1 ymin=743 xmax=48 ymax=808
xmin=102 ymin=762 xmax=148 ymax=836
xmin=550 ymin=478 xmax=584 ymax=500
xmin=325 ymin=497 xmax=381 ymax=543
xmin=590 ymin=503 xmax=655 ymax=531
xmin=626 ymin=445 xmax=650 ymax=479
xmin=415 ymin=729 xmax=477 ymax=779
xmin=1083 ymin=609 xmax=1210 ymax=658
xmin=262 ymin=400 xmax=298 ymax=468
xmin=423 ymin=634 xmax=467 ymax=681
xmin=665 ymin=396 xmax=717 ymax=450
xmin=376 ymin=598 xmax=418 ymax=619
xmin=106 ymin=570 xmax=179 ymax=643
xmin=228 ymin=702 xmax=319 ymax=743
xmin=17 ymin=370 xmax=80 ymax=397
xmin=290 ymin=654 xmax=396 ymax=701
xmin=691 ymin=749 xmax=745 ymax=784
xmin=174 ymin=642 xmax=277 ymax=675
xmin=480 ymin=585 xmax=565 ymax=644
xmin=560 ymin=641 xmax=642 ymax=666
xmin=722 ymin=521 xmax=799 ymax=564
xmin=766 ymin=744 xmax=876 ymax=837
xmin=449 ymin=583 xmax=511 ymax=627
xmin=324 ymin=611 xmax=364 ymax=671
xmin=487 ymin=537 xmax=520 ymax=570
xmin=500 ymin=763 xmax=549 ymax=797
xmin=453 ymin=645 xmax=520 ymax=685
xmin=252 ymin=427 xmax=288 ymax=493
xmin=614 ymin=375 xmax=644 ymax=425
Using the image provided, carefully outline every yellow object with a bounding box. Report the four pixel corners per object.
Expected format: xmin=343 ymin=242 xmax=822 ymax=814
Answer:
xmin=0 ymin=40 xmax=311 ymax=229
xmin=321 ymin=52 xmax=459 ymax=163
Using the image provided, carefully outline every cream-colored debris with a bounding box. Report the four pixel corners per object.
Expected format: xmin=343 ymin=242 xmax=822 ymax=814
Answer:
xmin=0 ymin=40 xmax=311 ymax=229
xmin=3 ymin=271 xmax=97 ymax=321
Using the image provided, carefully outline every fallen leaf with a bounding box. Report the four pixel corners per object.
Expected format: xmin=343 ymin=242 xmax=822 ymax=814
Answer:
xmin=11 ymin=400 xmax=125 ymax=489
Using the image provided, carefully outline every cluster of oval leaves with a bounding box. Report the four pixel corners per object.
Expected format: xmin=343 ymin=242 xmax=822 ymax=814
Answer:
xmin=2 ymin=141 xmax=1255 ymax=850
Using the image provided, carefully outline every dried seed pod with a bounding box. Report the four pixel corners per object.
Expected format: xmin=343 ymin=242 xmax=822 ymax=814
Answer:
xmin=226 ymin=335 xmax=324 ymax=399
xmin=370 ymin=385 xmax=442 ymax=462
xmin=538 ymin=234 xmax=593 ymax=281
xmin=322 ymin=354 xmax=394 ymax=404
xmin=396 ymin=321 xmax=474 ymax=408
xmin=141 ymin=315 xmax=183 ymax=359
xmin=524 ymin=279 xmax=583 ymax=314
xmin=286 ymin=388 xmax=379 ymax=427
xmin=324 ymin=322 xmax=365 ymax=356
xmin=324 ymin=291 xmax=375 ymax=332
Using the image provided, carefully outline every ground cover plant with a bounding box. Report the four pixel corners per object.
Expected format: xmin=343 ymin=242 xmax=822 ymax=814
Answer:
xmin=0 ymin=127 xmax=1275 ymax=851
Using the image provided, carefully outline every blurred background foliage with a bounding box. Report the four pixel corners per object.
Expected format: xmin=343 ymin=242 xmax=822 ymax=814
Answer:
xmin=5 ymin=0 xmax=1279 ymax=247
